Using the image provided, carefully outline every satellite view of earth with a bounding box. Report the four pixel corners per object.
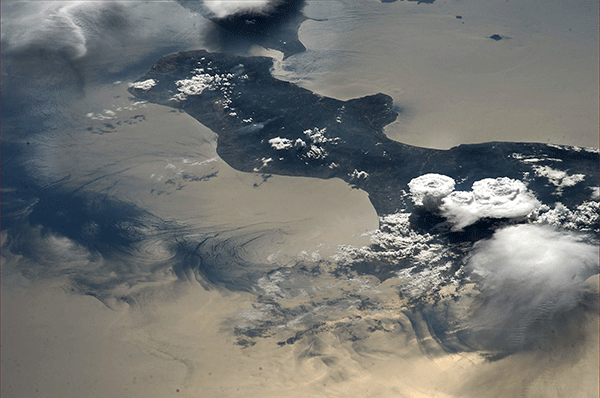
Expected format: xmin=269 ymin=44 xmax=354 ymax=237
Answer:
xmin=2 ymin=0 xmax=599 ymax=397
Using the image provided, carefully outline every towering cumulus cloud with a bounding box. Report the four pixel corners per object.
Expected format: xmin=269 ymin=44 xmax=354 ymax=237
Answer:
xmin=407 ymin=173 xmax=456 ymax=211
xmin=203 ymin=0 xmax=288 ymax=18
xmin=464 ymin=224 xmax=599 ymax=353
xmin=408 ymin=174 xmax=541 ymax=230
xmin=441 ymin=177 xmax=540 ymax=230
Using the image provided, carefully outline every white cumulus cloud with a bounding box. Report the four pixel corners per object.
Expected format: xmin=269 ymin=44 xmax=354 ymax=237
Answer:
xmin=128 ymin=79 xmax=157 ymax=91
xmin=268 ymin=137 xmax=293 ymax=150
xmin=532 ymin=165 xmax=586 ymax=195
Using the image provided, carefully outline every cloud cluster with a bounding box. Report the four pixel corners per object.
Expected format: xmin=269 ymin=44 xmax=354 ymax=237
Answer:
xmin=532 ymin=165 xmax=586 ymax=195
xmin=408 ymin=174 xmax=541 ymax=230
xmin=202 ymin=0 xmax=288 ymax=19
xmin=464 ymin=224 xmax=599 ymax=352
xmin=529 ymin=201 xmax=599 ymax=232
xmin=333 ymin=211 xmax=463 ymax=298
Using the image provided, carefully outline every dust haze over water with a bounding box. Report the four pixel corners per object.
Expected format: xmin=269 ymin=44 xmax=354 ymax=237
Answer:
xmin=2 ymin=0 xmax=599 ymax=397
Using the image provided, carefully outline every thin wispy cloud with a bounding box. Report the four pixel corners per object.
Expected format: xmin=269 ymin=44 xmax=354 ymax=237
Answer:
xmin=464 ymin=224 xmax=598 ymax=353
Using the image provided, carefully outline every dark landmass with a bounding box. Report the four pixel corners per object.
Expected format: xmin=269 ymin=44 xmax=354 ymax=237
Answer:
xmin=488 ymin=34 xmax=503 ymax=41
xmin=129 ymin=50 xmax=598 ymax=218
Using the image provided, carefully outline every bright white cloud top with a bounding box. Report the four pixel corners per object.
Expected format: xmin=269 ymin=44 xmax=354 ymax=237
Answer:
xmin=128 ymin=79 xmax=157 ymax=91
xmin=407 ymin=173 xmax=456 ymax=210
xmin=203 ymin=0 xmax=286 ymax=19
xmin=268 ymin=137 xmax=293 ymax=150
xmin=441 ymin=177 xmax=541 ymax=230
xmin=408 ymin=174 xmax=541 ymax=230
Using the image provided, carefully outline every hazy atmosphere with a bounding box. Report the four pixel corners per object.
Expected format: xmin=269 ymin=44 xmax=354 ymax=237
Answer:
xmin=2 ymin=0 xmax=598 ymax=397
